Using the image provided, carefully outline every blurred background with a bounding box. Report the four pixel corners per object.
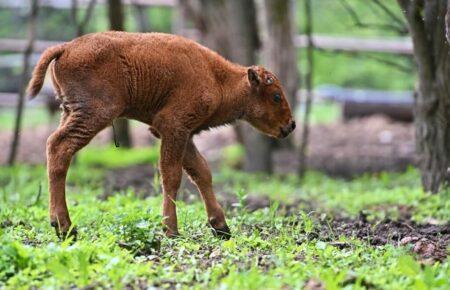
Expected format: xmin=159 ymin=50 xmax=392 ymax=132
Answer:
xmin=0 ymin=0 xmax=445 ymax=191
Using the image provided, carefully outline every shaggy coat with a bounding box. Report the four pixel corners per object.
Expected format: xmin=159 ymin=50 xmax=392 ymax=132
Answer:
xmin=28 ymin=31 xmax=295 ymax=238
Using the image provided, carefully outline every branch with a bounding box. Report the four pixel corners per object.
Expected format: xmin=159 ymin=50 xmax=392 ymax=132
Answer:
xmin=339 ymin=0 xmax=407 ymax=34
xmin=315 ymin=48 xmax=414 ymax=73
xmin=371 ymin=0 xmax=408 ymax=29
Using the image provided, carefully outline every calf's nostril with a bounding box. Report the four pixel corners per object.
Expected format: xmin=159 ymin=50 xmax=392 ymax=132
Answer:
xmin=291 ymin=121 xmax=296 ymax=130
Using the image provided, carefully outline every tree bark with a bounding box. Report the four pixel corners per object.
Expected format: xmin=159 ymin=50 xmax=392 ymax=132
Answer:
xmin=398 ymin=0 xmax=450 ymax=192
xmin=132 ymin=2 xmax=150 ymax=32
xmin=108 ymin=0 xmax=132 ymax=147
xmin=446 ymin=0 xmax=450 ymax=43
xmin=298 ymin=0 xmax=314 ymax=177
xmin=179 ymin=0 xmax=273 ymax=172
xmin=256 ymin=0 xmax=299 ymax=150
xmin=71 ymin=0 xmax=97 ymax=36
xmin=8 ymin=0 xmax=39 ymax=166
xmin=226 ymin=0 xmax=273 ymax=172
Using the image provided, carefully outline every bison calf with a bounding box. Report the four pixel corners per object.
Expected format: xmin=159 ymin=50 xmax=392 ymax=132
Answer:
xmin=28 ymin=32 xmax=295 ymax=239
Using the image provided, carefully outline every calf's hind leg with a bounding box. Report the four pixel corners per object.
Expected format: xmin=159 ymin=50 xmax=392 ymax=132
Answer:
xmin=158 ymin=130 xmax=189 ymax=237
xmin=183 ymin=140 xmax=231 ymax=239
xmin=47 ymin=104 xmax=116 ymax=238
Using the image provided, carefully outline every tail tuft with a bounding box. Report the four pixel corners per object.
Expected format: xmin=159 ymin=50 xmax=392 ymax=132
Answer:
xmin=27 ymin=44 xmax=65 ymax=99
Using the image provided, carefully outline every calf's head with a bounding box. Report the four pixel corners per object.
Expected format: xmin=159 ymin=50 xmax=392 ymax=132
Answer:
xmin=244 ymin=66 xmax=295 ymax=139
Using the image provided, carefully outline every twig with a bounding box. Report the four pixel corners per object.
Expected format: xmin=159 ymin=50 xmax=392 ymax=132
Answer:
xmin=371 ymin=0 xmax=408 ymax=29
xmin=315 ymin=48 xmax=413 ymax=74
xmin=339 ymin=0 xmax=407 ymax=34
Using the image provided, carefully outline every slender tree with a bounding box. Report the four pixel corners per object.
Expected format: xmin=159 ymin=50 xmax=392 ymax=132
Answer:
xmin=397 ymin=0 xmax=450 ymax=192
xmin=71 ymin=0 xmax=97 ymax=36
xmin=298 ymin=0 xmax=314 ymax=177
xmin=8 ymin=0 xmax=39 ymax=165
xmin=446 ymin=0 xmax=450 ymax=42
xmin=131 ymin=0 xmax=150 ymax=32
xmin=108 ymin=0 xmax=132 ymax=147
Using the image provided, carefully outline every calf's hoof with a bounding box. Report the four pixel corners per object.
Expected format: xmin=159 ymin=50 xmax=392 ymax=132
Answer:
xmin=210 ymin=224 xmax=232 ymax=240
xmin=50 ymin=220 xmax=77 ymax=241
xmin=164 ymin=225 xmax=180 ymax=238
xmin=164 ymin=229 xmax=180 ymax=238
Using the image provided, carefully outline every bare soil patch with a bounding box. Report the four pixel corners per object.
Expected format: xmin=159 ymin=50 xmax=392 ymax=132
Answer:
xmin=275 ymin=115 xmax=416 ymax=177
xmin=103 ymin=165 xmax=448 ymax=262
xmin=313 ymin=214 xmax=449 ymax=262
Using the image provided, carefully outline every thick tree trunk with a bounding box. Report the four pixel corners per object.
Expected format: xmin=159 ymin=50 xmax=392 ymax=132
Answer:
xmin=398 ymin=0 xmax=450 ymax=192
xmin=256 ymin=0 xmax=299 ymax=150
xmin=256 ymin=0 xmax=298 ymax=109
xmin=8 ymin=0 xmax=38 ymax=166
xmin=179 ymin=0 xmax=273 ymax=172
xmin=226 ymin=0 xmax=273 ymax=172
xmin=108 ymin=0 xmax=132 ymax=147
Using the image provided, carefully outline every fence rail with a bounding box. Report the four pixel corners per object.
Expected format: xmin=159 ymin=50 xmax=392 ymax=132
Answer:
xmin=0 ymin=0 xmax=175 ymax=9
xmin=0 ymin=34 xmax=413 ymax=55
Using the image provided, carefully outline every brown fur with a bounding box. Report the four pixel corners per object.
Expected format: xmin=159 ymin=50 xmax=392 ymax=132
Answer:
xmin=28 ymin=31 xmax=295 ymax=239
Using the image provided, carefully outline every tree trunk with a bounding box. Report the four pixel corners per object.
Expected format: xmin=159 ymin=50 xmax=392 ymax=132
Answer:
xmin=398 ymin=0 xmax=450 ymax=192
xmin=447 ymin=0 xmax=450 ymax=43
xmin=8 ymin=0 xmax=39 ymax=166
xmin=256 ymin=0 xmax=299 ymax=150
xmin=108 ymin=0 xmax=132 ymax=147
xmin=298 ymin=0 xmax=314 ymax=177
xmin=132 ymin=3 xmax=150 ymax=32
xmin=226 ymin=0 xmax=273 ymax=172
xmin=179 ymin=0 xmax=273 ymax=172
xmin=256 ymin=0 xmax=299 ymax=111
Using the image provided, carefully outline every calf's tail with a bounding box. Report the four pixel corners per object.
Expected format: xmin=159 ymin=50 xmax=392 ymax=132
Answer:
xmin=27 ymin=44 xmax=65 ymax=99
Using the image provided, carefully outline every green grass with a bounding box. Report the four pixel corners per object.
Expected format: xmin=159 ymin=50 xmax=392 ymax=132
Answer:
xmin=0 ymin=151 xmax=448 ymax=289
xmin=77 ymin=145 xmax=160 ymax=169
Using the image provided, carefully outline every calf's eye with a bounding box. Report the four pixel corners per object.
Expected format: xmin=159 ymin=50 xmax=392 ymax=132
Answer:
xmin=273 ymin=93 xmax=281 ymax=103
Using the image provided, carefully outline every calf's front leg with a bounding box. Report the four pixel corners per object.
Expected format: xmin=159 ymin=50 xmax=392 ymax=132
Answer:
xmin=159 ymin=132 xmax=189 ymax=237
xmin=183 ymin=140 xmax=231 ymax=239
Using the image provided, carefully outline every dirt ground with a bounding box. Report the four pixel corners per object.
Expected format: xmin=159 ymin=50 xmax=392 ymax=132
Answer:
xmin=103 ymin=163 xmax=448 ymax=263
xmin=316 ymin=215 xmax=449 ymax=263
xmin=1 ymin=115 xmax=416 ymax=176
xmin=274 ymin=115 xmax=416 ymax=176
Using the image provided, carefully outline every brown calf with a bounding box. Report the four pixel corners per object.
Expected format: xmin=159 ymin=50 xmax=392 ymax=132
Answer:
xmin=28 ymin=32 xmax=295 ymax=239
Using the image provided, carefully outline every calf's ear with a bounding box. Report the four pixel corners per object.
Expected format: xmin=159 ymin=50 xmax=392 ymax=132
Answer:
xmin=248 ymin=66 xmax=261 ymax=87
